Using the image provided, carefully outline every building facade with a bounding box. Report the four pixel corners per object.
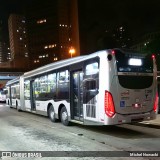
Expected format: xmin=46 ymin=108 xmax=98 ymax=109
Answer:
xmin=131 ymin=31 xmax=160 ymax=52
xmin=25 ymin=0 xmax=80 ymax=68
xmin=0 ymin=21 xmax=10 ymax=64
xmin=8 ymin=14 xmax=29 ymax=69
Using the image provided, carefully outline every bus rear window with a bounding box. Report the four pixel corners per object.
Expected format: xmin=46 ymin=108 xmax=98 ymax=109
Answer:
xmin=114 ymin=50 xmax=153 ymax=73
xmin=118 ymin=76 xmax=153 ymax=89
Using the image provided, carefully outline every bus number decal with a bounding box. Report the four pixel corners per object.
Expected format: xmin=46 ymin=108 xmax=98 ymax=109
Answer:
xmin=121 ymin=97 xmax=129 ymax=100
xmin=144 ymin=89 xmax=152 ymax=101
xmin=121 ymin=90 xmax=129 ymax=97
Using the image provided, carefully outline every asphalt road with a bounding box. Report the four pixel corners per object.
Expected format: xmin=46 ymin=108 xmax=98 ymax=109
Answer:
xmin=0 ymin=104 xmax=160 ymax=160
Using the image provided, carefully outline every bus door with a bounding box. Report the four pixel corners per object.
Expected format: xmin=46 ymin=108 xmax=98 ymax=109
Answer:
xmin=9 ymin=86 xmax=12 ymax=106
xmin=30 ymin=80 xmax=36 ymax=111
xmin=71 ymin=70 xmax=83 ymax=121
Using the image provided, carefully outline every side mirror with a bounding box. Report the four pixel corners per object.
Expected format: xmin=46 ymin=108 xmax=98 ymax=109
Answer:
xmin=83 ymin=79 xmax=96 ymax=90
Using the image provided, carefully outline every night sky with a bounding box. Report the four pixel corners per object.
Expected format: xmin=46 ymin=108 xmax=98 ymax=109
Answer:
xmin=0 ymin=0 xmax=160 ymax=33
xmin=0 ymin=0 xmax=23 ymax=17
xmin=79 ymin=0 xmax=160 ymax=37
xmin=1 ymin=0 xmax=160 ymax=52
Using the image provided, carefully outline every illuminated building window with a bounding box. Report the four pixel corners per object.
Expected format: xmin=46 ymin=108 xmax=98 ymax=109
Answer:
xmin=39 ymin=54 xmax=48 ymax=59
xmin=37 ymin=19 xmax=47 ymax=24
xmin=54 ymin=57 xmax=58 ymax=61
xmin=34 ymin=60 xmax=40 ymax=63
xmin=59 ymin=24 xmax=68 ymax=27
xmin=44 ymin=44 xmax=57 ymax=49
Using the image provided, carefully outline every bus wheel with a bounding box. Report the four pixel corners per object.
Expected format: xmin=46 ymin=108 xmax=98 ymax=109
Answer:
xmin=60 ymin=107 xmax=70 ymax=126
xmin=16 ymin=101 xmax=18 ymax=109
xmin=49 ymin=105 xmax=57 ymax=122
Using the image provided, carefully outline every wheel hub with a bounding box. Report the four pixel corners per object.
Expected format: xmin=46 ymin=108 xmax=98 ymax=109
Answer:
xmin=62 ymin=111 xmax=67 ymax=121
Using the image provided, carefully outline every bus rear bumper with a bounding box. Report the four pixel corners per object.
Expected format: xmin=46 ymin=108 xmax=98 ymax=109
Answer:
xmin=104 ymin=110 xmax=156 ymax=125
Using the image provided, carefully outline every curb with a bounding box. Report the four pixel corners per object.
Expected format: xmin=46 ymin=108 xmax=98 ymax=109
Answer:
xmin=136 ymin=121 xmax=160 ymax=129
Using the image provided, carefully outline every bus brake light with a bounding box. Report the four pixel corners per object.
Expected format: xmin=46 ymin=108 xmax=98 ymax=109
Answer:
xmin=152 ymin=54 xmax=155 ymax=59
xmin=111 ymin=50 xmax=115 ymax=55
xmin=153 ymin=92 xmax=159 ymax=112
xmin=105 ymin=91 xmax=115 ymax=117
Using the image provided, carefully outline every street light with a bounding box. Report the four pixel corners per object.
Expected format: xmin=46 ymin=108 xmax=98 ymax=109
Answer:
xmin=69 ymin=47 xmax=76 ymax=58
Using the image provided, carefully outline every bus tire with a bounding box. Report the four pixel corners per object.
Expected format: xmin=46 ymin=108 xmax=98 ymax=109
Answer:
xmin=49 ymin=105 xmax=57 ymax=122
xmin=60 ymin=107 xmax=70 ymax=126
xmin=16 ymin=101 xmax=18 ymax=109
xmin=17 ymin=107 xmax=21 ymax=112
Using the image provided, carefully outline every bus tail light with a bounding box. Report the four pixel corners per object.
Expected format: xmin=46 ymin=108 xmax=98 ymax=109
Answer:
xmin=105 ymin=91 xmax=115 ymax=117
xmin=152 ymin=54 xmax=155 ymax=59
xmin=111 ymin=50 xmax=115 ymax=55
xmin=153 ymin=92 xmax=159 ymax=112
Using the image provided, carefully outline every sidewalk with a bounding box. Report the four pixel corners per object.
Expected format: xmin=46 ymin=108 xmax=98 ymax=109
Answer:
xmin=141 ymin=114 xmax=160 ymax=126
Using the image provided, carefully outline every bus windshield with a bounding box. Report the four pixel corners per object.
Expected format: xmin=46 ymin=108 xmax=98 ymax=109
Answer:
xmin=114 ymin=49 xmax=153 ymax=73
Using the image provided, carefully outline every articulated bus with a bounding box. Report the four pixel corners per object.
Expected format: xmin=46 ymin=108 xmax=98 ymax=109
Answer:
xmin=6 ymin=49 xmax=158 ymax=126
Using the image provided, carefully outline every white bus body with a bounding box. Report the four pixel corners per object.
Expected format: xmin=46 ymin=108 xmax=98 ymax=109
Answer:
xmin=6 ymin=77 xmax=21 ymax=109
xmin=6 ymin=49 xmax=158 ymax=125
xmin=0 ymin=90 xmax=7 ymax=102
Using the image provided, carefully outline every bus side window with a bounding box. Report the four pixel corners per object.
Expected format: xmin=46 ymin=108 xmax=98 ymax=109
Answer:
xmin=35 ymin=76 xmax=48 ymax=99
xmin=39 ymin=75 xmax=48 ymax=93
xmin=85 ymin=62 xmax=99 ymax=75
xmin=48 ymin=73 xmax=57 ymax=95
xmin=24 ymin=80 xmax=30 ymax=100
xmin=58 ymin=70 xmax=69 ymax=83
xmin=34 ymin=78 xmax=40 ymax=98
xmin=84 ymin=62 xmax=99 ymax=90
xmin=10 ymin=83 xmax=20 ymax=99
xmin=57 ymin=70 xmax=69 ymax=99
xmin=83 ymin=62 xmax=99 ymax=103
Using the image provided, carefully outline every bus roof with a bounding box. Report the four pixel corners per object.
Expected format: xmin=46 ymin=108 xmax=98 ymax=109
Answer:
xmin=6 ymin=76 xmax=20 ymax=86
xmin=23 ymin=50 xmax=107 ymax=79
